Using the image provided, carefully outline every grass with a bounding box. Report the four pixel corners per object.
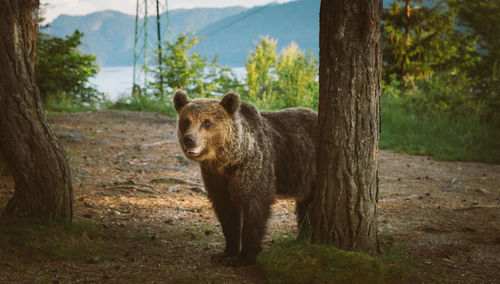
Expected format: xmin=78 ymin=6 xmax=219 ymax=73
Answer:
xmin=258 ymin=235 xmax=421 ymax=284
xmin=380 ymin=99 xmax=500 ymax=163
xmin=43 ymin=94 xmax=98 ymax=113
xmin=105 ymin=95 xmax=176 ymax=116
xmin=0 ymin=218 xmax=114 ymax=261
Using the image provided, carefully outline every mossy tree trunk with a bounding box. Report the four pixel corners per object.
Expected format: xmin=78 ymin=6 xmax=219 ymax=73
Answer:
xmin=0 ymin=0 xmax=73 ymax=223
xmin=311 ymin=0 xmax=382 ymax=254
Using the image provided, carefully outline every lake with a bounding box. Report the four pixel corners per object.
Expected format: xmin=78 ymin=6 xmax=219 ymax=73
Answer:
xmin=90 ymin=66 xmax=246 ymax=101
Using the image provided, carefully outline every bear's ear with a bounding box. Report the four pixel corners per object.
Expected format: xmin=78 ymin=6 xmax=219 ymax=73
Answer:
xmin=220 ymin=92 xmax=240 ymax=116
xmin=173 ymin=89 xmax=190 ymax=112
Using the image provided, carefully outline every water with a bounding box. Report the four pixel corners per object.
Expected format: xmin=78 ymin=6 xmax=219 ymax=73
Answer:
xmin=90 ymin=66 xmax=246 ymax=101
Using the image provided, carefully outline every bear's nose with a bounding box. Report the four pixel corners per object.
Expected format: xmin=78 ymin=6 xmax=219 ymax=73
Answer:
xmin=183 ymin=134 xmax=197 ymax=148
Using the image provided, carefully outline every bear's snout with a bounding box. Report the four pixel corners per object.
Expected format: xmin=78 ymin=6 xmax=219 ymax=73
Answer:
xmin=183 ymin=134 xmax=197 ymax=148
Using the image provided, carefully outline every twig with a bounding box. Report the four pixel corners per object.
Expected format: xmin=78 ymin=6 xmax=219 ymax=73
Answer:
xmin=137 ymin=140 xmax=169 ymax=150
xmin=452 ymin=205 xmax=500 ymax=211
xmin=105 ymin=184 xmax=156 ymax=194
xmin=151 ymin=177 xmax=202 ymax=187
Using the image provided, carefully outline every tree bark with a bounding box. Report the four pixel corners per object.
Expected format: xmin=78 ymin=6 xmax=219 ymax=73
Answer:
xmin=312 ymin=0 xmax=382 ymax=254
xmin=0 ymin=0 xmax=73 ymax=223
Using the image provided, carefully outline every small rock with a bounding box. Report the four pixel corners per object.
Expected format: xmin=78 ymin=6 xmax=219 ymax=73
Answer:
xmin=475 ymin=188 xmax=489 ymax=194
xmin=442 ymin=178 xmax=463 ymax=192
xmin=174 ymin=153 xmax=189 ymax=166
xmin=442 ymin=183 xmax=463 ymax=192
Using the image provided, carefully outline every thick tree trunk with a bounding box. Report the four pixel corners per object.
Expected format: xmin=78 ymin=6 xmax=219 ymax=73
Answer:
xmin=311 ymin=0 xmax=382 ymax=254
xmin=0 ymin=0 xmax=73 ymax=223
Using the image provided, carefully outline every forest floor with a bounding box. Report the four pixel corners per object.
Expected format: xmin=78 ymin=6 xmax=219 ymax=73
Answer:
xmin=0 ymin=110 xmax=499 ymax=283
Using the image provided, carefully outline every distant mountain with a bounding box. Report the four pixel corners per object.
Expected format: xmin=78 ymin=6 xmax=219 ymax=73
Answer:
xmin=196 ymin=0 xmax=320 ymax=66
xmin=47 ymin=7 xmax=247 ymax=66
xmin=47 ymin=0 xmax=395 ymax=67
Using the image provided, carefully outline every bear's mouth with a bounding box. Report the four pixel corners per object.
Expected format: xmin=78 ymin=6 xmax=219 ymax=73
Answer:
xmin=185 ymin=142 xmax=205 ymax=156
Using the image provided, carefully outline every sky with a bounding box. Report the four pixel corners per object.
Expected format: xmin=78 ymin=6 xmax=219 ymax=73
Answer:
xmin=40 ymin=0 xmax=295 ymax=23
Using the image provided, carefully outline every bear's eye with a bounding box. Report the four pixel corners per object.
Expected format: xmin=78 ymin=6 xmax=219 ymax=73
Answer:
xmin=202 ymin=119 xmax=211 ymax=130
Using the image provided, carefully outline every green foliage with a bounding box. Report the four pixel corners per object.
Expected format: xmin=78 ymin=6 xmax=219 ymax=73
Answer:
xmin=381 ymin=76 xmax=500 ymax=163
xmin=453 ymin=0 xmax=500 ymax=124
xmin=382 ymin=0 xmax=478 ymax=83
xmin=242 ymin=37 xmax=318 ymax=109
xmin=384 ymin=73 xmax=480 ymax=116
xmin=259 ymin=236 xmax=419 ymax=284
xmin=0 ymin=219 xmax=113 ymax=260
xmin=275 ymin=42 xmax=319 ymax=109
xmin=36 ymin=30 xmax=102 ymax=104
xmin=148 ymin=31 xmax=242 ymax=98
xmin=245 ymin=36 xmax=279 ymax=104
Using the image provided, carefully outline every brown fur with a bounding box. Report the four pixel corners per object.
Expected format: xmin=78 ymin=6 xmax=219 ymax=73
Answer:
xmin=173 ymin=90 xmax=317 ymax=265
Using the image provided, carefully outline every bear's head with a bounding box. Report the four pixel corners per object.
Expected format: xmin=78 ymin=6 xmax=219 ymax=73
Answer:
xmin=173 ymin=89 xmax=240 ymax=163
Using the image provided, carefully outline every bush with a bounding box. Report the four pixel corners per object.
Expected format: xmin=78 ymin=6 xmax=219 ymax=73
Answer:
xmin=242 ymin=37 xmax=318 ymax=110
xmin=147 ymin=31 xmax=242 ymax=99
xmin=36 ymin=30 xmax=102 ymax=104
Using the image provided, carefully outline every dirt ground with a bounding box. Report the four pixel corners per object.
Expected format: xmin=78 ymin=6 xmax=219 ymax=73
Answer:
xmin=0 ymin=110 xmax=499 ymax=283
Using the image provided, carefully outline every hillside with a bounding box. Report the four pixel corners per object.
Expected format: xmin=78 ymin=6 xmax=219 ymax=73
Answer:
xmin=47 ymin=7 xmax=247 ymax=66
xmin=196 ymin=0 xmax=320 ymax=66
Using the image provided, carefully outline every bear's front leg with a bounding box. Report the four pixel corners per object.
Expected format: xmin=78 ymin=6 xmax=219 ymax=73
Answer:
xmin=210 ymin=187 xmax=241 ymax=259
xmin=238 ymin=199 xmax=272 ymax=266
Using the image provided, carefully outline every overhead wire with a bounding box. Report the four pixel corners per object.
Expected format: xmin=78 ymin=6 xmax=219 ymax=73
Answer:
xmin=204 ymin=3 xmax=271 ymax=37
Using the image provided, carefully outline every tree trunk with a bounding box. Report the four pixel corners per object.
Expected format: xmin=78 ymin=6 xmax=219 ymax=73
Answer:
xmin=311 ymin=0 xmax=382 ymax=254
xmin=405 ymin=0 xmax=411 ymax=44
xmin=0 ymin=0 xmax=73 ymax=223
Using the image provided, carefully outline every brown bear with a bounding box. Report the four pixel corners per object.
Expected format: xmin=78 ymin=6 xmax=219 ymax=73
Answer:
xmin=173 ymin=90 xmax=317 ymax=266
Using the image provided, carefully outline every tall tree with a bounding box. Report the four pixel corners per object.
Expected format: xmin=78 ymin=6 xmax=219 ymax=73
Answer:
xmin=0 ymin=0 xmax=73 ymax=223
xmin=382 ymin=0 xmax=477 ymax=82
xmin=454 ymin=0 xmax=500 ymax=122
xmin=311 ymin=0 xmax=382 ymax=253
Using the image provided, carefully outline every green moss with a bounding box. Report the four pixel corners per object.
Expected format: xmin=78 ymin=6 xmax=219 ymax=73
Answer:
xmin=0 ymin=219 xmax=114 ymax=261
xmin=259 ymin=237 xmax=421 ymax=284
